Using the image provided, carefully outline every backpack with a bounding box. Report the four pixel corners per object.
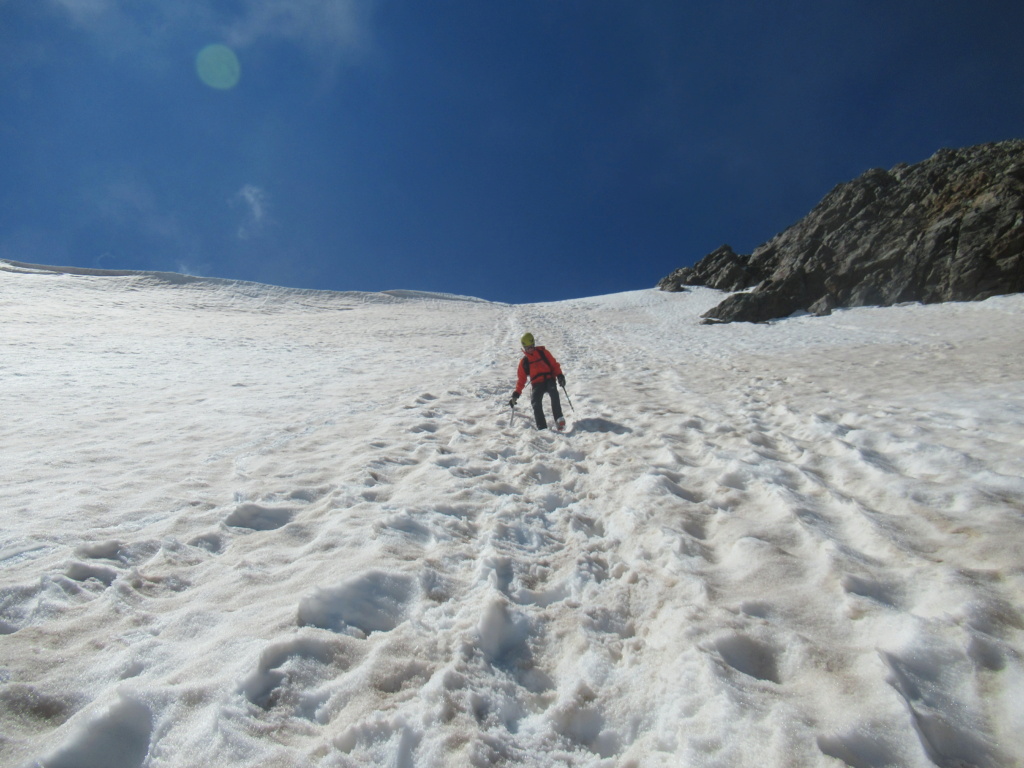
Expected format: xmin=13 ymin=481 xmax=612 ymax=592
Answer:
xmin=522 ymin=347 xmax=555 ymax=383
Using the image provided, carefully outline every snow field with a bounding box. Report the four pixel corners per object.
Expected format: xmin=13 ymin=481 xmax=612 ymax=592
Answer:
xmin=2 ymin=262 xmax=1024 ymax=767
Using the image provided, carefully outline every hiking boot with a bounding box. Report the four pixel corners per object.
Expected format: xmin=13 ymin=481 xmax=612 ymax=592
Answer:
xmin=555 ymin=417 xmax=566 ymax=432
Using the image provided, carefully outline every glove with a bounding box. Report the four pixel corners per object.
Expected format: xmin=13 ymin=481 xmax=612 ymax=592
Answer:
xmin=509 ymin=392 xmax=520 ymax=408
xmin=557 ymin=374 xmax=566 ymax=388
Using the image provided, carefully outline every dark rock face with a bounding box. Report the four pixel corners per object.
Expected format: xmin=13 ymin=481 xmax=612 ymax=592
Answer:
xmin=657 ymin=244 xmax=753 ymax=292
xmin=658 ymin=140 xmax=1024 ymax=323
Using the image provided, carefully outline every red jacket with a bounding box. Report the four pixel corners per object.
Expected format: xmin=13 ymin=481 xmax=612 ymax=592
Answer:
xmin=515 ymin=346 xmax=563 ymax=394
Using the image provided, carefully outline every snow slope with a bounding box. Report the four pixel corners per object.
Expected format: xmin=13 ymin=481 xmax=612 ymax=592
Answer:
xmin=2 ymin=260 xmax=1024 ymax=768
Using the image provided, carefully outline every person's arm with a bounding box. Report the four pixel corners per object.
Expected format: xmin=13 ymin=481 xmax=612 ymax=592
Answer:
xmin=515 ymin=358 xmax=528 ymax=394
xmin=550 ymin=351 xmax=566 ymax=387
xmin=551 ymin=356 xmax=563 ymax=377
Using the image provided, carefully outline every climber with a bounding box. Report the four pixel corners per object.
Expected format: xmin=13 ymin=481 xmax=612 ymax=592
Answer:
xmin=508 ymin=333 xmax=567 ymax=431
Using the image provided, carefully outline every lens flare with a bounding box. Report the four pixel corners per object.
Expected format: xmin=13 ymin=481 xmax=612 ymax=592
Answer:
xmin=196 ymin=44 xmax=241 ymax=90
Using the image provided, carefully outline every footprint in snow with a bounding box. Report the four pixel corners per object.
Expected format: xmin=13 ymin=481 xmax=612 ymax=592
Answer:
xmin=476 ymin=598 xmax=537 ymax=672
xmin=681 ymin=518 xmax=707 ymax=541
xmin=73 ymin=539 xmax=159 ymax=567
xmin=482 ymin=554 xmax=515 ymax=596
xmin=549 ymin=684 xmax=618 ymax=758
xmin=0 ymin=683 xmax=74 ymax=728
xmin=225 ymin=503 xmax=294 ymax=531
xmin=526 ymin=462 xmax=561 ymax=485
xmin=188 ymin=532 xmax=225 ymax=554
xmin=64 ymin=561 xmax=119 ymax=587
xmin=840 ymin=574 xmax=901 ymax=608
xmin=879 ymin=647 xmax=1005 ymax=766
xmin=816 ymin=728 xmax=904 ymax=768
xmin=433 ymin=454 xmax=462 ymax=469
xmin=239 ymin=634 xmax=356 ymax=720
xmin=448 ymin=463 xmax=490 ymax=479
xmin=717 ymin=470 xmax=749 ymax=492
xmin=537 ymin=490 xmax=573 ymax=512
xmin=714 ymin=633 xmax=782 ymax=684
xmin=297 ymin=570 xmax=417 ymax=638
xmin=285 ymin=486 xmax=329 ymax=503
xmin=570 ymin=513 xmax=605 ymax=538
xmin=63 ymin=541 xmax=126 ymax=587
xmin=482 ymin=480 xmax=520 ymax=496
xmin=74 ymin=540 xmax=125 ymax=562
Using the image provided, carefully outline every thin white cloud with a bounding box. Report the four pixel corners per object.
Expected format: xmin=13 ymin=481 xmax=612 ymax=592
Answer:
xmin=232 ymin=184 xmax=270 ymax=240
xmin=46 ymin=0 xmax=374 ymax=60
xmin=50 ymin=0 xmax=113 ymax=20
xmin=225 ymin=0 xmax=371 ymax=55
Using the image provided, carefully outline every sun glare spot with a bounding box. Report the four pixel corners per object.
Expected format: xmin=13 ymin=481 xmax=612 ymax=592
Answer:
xmin=196 ymin=44 xmax=241 ymax=90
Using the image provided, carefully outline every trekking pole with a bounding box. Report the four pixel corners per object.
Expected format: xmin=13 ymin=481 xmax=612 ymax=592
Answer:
xmin=510 ymin=401 xmax=516 ymax=426
xmin=560 ymin=382 xmax=575 ymax=412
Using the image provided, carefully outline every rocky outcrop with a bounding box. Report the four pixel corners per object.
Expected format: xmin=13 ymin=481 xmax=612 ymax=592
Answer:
xmin=658 ymin=140 xmax=1024 ymax=322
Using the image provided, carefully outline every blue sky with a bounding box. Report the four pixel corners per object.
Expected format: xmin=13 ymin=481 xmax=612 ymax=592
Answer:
xmin=3 ymin=1 xmax=1023 ymax=303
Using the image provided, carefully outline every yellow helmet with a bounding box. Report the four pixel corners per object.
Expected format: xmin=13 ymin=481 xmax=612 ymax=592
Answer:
xmin=521 ymin=333 xmax=535 ymax=347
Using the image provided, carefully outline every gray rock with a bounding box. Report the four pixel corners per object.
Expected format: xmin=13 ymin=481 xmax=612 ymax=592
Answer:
xmin=661 ymin=140 xmax=1024 ymax=323
xmin=658 ymin=244 xmax=752 ymax=292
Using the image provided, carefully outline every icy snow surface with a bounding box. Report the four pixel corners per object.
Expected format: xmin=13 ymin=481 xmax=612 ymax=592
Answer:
xmin=2 ymin=260 xmax=1024 ymax=767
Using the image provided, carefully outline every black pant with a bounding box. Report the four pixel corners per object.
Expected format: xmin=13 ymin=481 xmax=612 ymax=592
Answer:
xmin=531 ymin=378 xmax=563 ymax=429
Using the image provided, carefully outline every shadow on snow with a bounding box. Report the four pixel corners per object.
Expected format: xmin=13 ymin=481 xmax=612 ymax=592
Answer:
xmin=573 ymin=418 xmax=632 ymax=435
